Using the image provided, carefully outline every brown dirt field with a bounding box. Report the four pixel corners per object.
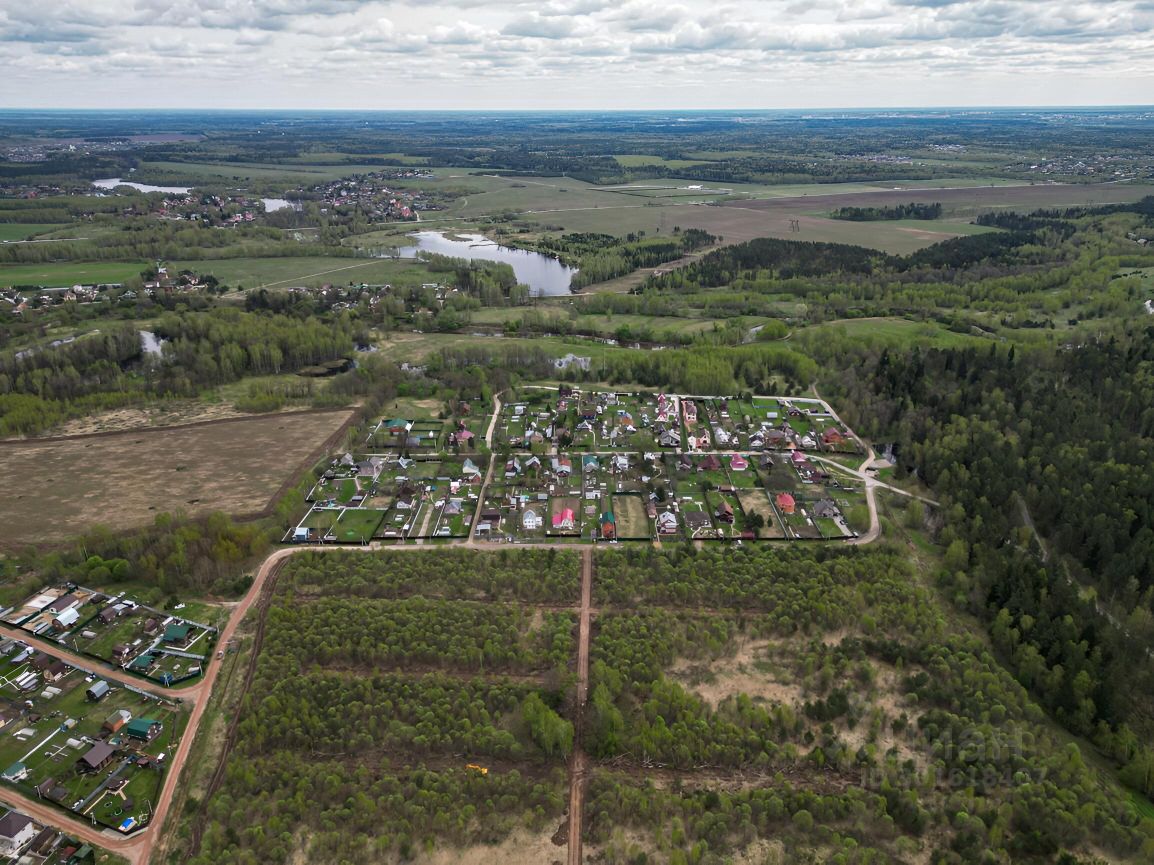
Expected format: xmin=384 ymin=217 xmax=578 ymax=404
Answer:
xmin=414 ymin=828 xmax=565 ymax=865
xmin=42 ymin=402 xmax=305 ymax=438
xmin=707 ymin=183 xmax=1154 ymax=254
xmin=670 ymin=640 xmax=805 ymax=709
xmin=613 ymin=494 xmax=650 ymax=538
xmin=0 ymin=409 xmax=354 ymax=544
xmin=736 ymin=490 xmax=784 ymax=538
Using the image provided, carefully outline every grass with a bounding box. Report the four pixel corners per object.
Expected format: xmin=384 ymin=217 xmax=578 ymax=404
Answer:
xmin=0 ymin=260 xmax=147 ymax=288
xmin=334 ymin=508 xmax=387 ymax=542
xmin=0 ymin=409 xmax=353 ymax=544
xmin=613 ymin=155 xmax=714 ymax=169
xmin=0 ymin=223 xmax=69 ymax=242
xmin=806 ymin=317 xmax=991 ymax=349
xmin=168 ymin=256 xmax=439 ymax=290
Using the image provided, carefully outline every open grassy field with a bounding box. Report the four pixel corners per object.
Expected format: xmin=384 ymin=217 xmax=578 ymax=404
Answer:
xmin=0 ymin=409 xmax=354 ymax=544
xmin=612 ymin=494 xmax=650 ymax=539
xmin=613 ymin=155 xmax=713 ymax=169
xmin=0 ymin=223 xmax=69 ymax=242
xmin=806 ymin=316 xmax=993 ymax=349
xmin=168 ymin=256 xmax=437 ymax=290
xmin=137 ymin=160 xmax=406 ymax=184
xmin=0 ymin=260 xmax=147 ymax=288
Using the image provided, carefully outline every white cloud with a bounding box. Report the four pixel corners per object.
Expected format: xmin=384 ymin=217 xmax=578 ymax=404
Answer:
xmin=0 ymin=0 xmax=1152 ymax=107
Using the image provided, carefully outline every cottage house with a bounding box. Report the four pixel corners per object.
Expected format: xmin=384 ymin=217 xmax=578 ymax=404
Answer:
xmin=822 ymin=428 xmax=847 ymax=446
xmin=522 ymin=509 xmax=543 ymax=531
xmin=163 ymin=623 xmax=193 ymax=646
xmin=600 ymin=512 xmax=616 ymax=540
xmin=716 ymin=501 xmax=735 ymax=523
xmin=0 ymin=811 xmax=36 ymax=858
xmin=77 ymin=742 xmax=117 ymax=773
xmin=730 ymin=454 xmax=749 ymax=471
xmin=814 ymin=500 xmax=840 ymax=518
xmin=776 ymin=493 xmax=797 ymax=515
xmin=125 ymin=718 xmax=162 ymax=742
xmin=552 ymin=508 xmax=576 ymax=531
xmin=657 ymin=511 xmax=679 ymax=534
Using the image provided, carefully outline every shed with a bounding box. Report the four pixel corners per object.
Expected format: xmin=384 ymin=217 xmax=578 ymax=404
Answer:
xmin=53 ymin=607 xmax=80 ymax=629
xmin=104 ymin=709 xmax=132 ymax=733
xmin=85 ymin=680 xmax=110 ymax=701
xmin=1 ymin=762 xmax=27 ymax=782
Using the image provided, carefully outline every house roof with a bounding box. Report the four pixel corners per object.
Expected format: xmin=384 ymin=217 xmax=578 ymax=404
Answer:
xmin=79 ymin=742 xmax=117 ymax=770
xmin=776 ymin=493 xmax=796 ymax=508
xmin=163 ymin=623 xmax=192 ymax=641
xmin=126 ymin=718 xmax=160 ymax=739
xmin=0 ymin=810 xmax=32 ymax=839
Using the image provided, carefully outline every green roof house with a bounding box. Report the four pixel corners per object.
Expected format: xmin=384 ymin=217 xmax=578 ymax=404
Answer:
xmin=126 ymin=718 xmax=162 ymax=742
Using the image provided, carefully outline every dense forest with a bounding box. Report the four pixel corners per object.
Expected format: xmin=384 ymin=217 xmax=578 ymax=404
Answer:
xmin=830 ymin=202 xmax=943 ymax=221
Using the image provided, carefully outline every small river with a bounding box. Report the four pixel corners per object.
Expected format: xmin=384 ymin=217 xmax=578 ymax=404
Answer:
xmin=93 ymin=178 xmax=192 ymax=194
xmin=394 ymin=232 xmax=577 ymax=297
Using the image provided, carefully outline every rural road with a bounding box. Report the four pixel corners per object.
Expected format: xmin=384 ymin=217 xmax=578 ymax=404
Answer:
xmin=567 ymin=549 xmax=593 ymax=865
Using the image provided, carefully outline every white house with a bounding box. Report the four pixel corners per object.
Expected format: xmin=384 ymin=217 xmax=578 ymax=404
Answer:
xmin=522 ymin=509 xmax=543 ymax=531
xmin=0 ymin=811 xmax=36 ymax=858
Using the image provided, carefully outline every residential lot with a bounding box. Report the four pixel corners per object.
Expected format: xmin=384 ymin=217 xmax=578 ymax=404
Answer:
xmin=292 ymin=454 xmax=488 ymax=542
xmin=288 ymin=387 xmax=867 ymax=546
xmin=4 ymin=585 xmax=218 ymax=687
xmin=0 ymin=641 xmax=187 ymax=834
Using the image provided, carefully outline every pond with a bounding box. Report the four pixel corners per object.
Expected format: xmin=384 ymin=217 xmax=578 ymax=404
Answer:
xmin=139 ymin=330 xmax=166 ymax=357
xmin=93 ymin=178 xmax=192 ymax=194
xmin=394 ymin=232 xmax=577 ymax=296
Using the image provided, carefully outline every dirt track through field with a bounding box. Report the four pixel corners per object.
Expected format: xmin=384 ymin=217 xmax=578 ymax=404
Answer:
xmin=567 ymin=548 xmax=593 ymax=865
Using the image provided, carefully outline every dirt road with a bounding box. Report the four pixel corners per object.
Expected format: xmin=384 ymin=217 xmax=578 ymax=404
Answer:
xmin=567 ymin=548 xmax=593 ymax=865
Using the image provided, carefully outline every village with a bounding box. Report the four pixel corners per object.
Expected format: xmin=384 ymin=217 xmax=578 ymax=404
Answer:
xmin=0 ymin=587 xmax=200 ymax=856
xmin=286 ymin=387 xmax=870 ymax=545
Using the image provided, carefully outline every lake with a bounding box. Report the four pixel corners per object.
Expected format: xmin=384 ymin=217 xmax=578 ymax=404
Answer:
xmin=93 ymin=178 xmax=192 ymax=194
xmin=395 ymin=232 xmax=577 ymax=296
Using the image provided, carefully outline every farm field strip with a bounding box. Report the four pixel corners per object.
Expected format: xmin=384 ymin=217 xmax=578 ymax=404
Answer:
xmin=0 ymin=409 xmax=355 ymax=544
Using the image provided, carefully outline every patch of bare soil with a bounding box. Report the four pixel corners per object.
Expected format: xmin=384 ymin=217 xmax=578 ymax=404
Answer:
xmin=839 ymin=664 xmax=927 ymax=770
xmin=45 ymin=402 xmax=303 ymax=437
xmin=414 ymin=828 xmax=565 ymax=865
xmin=0 ymin=409 xmax=354 ymax=544
xmin=669 ymin=640 xmax=806 ymax=709
xmin=730 ymin=839 xmax=786 ymax=865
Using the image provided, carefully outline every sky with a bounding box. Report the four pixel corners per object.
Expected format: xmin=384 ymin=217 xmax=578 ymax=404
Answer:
xmin=2 ymin=0 xmax=1154 ymax=110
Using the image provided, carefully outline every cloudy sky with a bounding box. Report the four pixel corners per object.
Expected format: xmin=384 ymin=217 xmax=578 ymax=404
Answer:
xmin=2 ymin=0 xmax=1153 ymax=109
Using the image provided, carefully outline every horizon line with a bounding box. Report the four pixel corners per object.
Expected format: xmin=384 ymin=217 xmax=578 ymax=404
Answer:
xmin=2 ymin=104 xmax=1154 ymax=114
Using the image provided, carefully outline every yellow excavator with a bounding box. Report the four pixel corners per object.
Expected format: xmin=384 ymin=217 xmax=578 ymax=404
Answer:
xmin=465 ymin=763 xmax=489 ymax=776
